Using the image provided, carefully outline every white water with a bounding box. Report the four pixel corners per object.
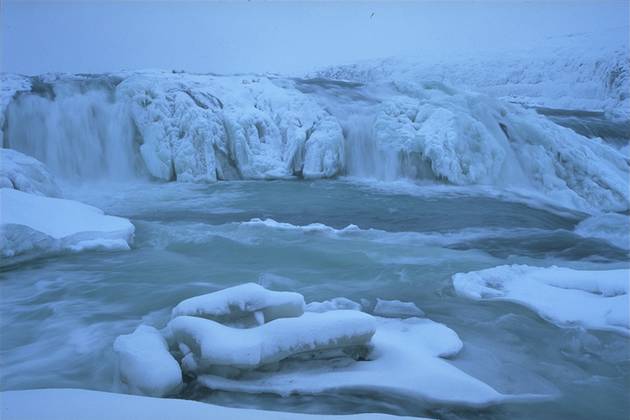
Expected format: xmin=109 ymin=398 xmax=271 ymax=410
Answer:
xmin=4 ymin=81 xmax=140 ymax=180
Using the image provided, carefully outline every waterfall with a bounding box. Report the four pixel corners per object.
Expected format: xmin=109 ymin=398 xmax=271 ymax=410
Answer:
xmin=3 ymin=81 xmax=142 ymax=181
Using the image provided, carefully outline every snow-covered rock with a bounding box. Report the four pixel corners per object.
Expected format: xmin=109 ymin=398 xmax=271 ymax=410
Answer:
xmin=0 ymin=389 xmax=426 ymax=420
xmin=574 ymin=213 xmax=630 ymax=251
xmin=0 ymin=74 xmax=31 ymax=141
xmin=168 ymin=310 xmax=376 ymax=372
xmin=372 ymin=298 xmax=424 ymax=318
xmin=453 ymin=265 xmax=630 ymax=335
xmin=171 ymin=282 xmax=305 ymax=325
xmin=198 ymin=316 xmax=525 ymax=407
xmin=114 ymin=325 xmax=182 ymax=397
xmin=0 ymin=188 xmax=134 ymax=257
xmin=0 ymin=149 xmax=61 ymax=197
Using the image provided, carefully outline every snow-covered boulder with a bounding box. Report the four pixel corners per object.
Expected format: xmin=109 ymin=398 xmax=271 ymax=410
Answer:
xmin=198 ymin=316 xmax=523 ymax=407
xmin=0 ymin=149 xmax=61 ymax=197
xmin=168 ymin=310 xmax=376 ymax=372
xmin=453 ymin=265 xmax=630 ymax=335
xmin=114 ymin=325 xmax=182 ymax=397
xmin=0 ymin=188 xmax=134 ymax=257
xmin=0 ymin=389 xmax=427 ymax=420
xmin=171 ymin=282 xmax=305 ymax=326
xmin=372 ymin=298 xmax=425 ymax=318
xmin=306 ymin=297 xmax=362 ymax=313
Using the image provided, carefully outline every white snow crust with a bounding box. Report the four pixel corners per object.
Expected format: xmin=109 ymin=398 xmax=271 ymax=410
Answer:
xmin=171 ymin=282 xmax=305 ymax=325
xmin=373 ymin=299 xmax=425 ymax=318
xmin=453 ymin=265 xmax=630 ymax=335
xmin=113 ymin=325 xmax=182 ymax=397
xmin=168 ymin=310 xmax=375 ymax=371
xmin=0 ymin=149 xmax=61 ymax=197
xmin=574 ymin=213 xmax=630 ymax=251
xmin=0 ymin=188 xmax=134 ymax=257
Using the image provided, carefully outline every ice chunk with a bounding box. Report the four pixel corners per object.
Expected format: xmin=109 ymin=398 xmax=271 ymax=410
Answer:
xmin=0 ymin=149 xmax=61 ymax=197
xmin=453 ymin=265 xmax=630 ymax=335
xmin=306 ymin=297 xmax=362 ymax=313
xmin=0 ymin=188 xmax=134 ymax=258
xmin=0 ymin=389 xmax=429 ymax=420
xmin=167 ymin=310 xmax=376 ymax=371
xmin=171 ymin=283 xmax=305 ymax=325
xmin=372 ymin=298 xmax=424 ymax=318
xmin=198 ymin=317 xmax=529 ymax=407
xmin=574 ymin=213 xmax=630 ymax=250
xmin=113 ymin=325 xmax=182 ymax=397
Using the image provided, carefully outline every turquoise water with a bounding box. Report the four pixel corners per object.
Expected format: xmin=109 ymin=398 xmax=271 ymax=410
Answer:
xmin=1 ymin=179 xmax=628 ymax=419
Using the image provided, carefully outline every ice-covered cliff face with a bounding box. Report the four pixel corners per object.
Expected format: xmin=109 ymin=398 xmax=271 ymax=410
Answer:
xmin=1 ymin=67 xmax=628 ymax=213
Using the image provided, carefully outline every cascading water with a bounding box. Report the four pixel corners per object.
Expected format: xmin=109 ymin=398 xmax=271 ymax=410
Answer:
xmin=3 ymin=80 xmax=143 ymax=181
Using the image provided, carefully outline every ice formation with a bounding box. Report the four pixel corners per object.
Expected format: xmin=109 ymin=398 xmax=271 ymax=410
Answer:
xmin=171 ymin=282 xmax=305 ymax=325
xmin=113 ymin=284 xmax=537 ymax=407
xmin=2 ymin=63 xmax=628 ymax=213
xmin=453 ymin=265 xmax=630 ymax=335
xmin=113 ymin=325 xmax=182 ymax=397
xmin=0 ymin=389 xmax=426 ymax=420
xmin=168 ymin=311 xmax=375 ymax=372
xmin=0 ymin=188 xmax=135 ymax=257
xmin=574 ymin=213 xmax=630 ymax=251
xmin=373 ymin=298 xmax=425 ymax=318
xmin=0 ymin=148 xmax=61 ymax=197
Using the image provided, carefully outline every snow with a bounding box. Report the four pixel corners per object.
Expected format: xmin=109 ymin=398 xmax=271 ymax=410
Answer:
xmin=373 ymin=299 xmax=424 ymax=318
xmin=574 ymin=213 xmax=630 ymax=251
xmin=0 ymin=188 xmax=134 ymax=257
xmin=167 ymin=310 xmax=376 ymax=372
xmin=0 ymin=149 xmax=61 ymax=197
xmin=198 ymin=316 xmax=530 ymax=407
xmin=364 ymin=85 xmax=629 ymax=213
xmin=306 ymin=297 xmax=362 ymax=313
xmin=0 ymin=389 xmax=426 ymax=420
xmin=314 ymin=29 xmax=630 ymax=120
xmin=171 ymin=282 xmax=305 ymax=325
xmin=113 ymin=325 xmax=182 ymax=397
xmin=116 ymin=72 xmax=344 ymax=182
xmin=453 ymin=265 xmax=630 ymax=335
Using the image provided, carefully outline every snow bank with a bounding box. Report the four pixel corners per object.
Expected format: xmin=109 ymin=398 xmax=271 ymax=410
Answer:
xmin=116 ymin=72 xmax=344 ymax=182
xmin=0 ymin=389 xmax=426 ymax=420
xmin=453 ymin=265 xmax=630 ymax=335
xmin=171 ymin=282 xmax=305 ymax=325
xmin=199 ymin=316 xmax=521 ymax=407
xmin=113 ymin=325 xmax=182 ymax=397
xmin=0 ymin=149 xmax=61 ymax=197
xmin=373 ymin=299 xmax=424 ymax=318
xmin=168 ymin=311 xmax=375 ymax=372
xmin=314 ymin=29 xmax=629 ymax=119
xmin=575 ymin=213 xmax=630 ymax=251
xmin=0 ymin=188 xmax=134 ymax=257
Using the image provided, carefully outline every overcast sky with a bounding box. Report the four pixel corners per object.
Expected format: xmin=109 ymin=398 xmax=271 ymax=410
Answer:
xmin=2 ymin=1 xmax=628 ymax=75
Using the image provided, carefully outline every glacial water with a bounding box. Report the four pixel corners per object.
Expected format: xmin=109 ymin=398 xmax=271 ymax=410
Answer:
xmin=1 ymin=178 xmax=628 ymax=420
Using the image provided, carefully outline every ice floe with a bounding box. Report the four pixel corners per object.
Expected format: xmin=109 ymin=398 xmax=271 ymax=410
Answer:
xmin=0 ymin=389 xmax=426 ymax=420
xmin=0 ymin=188 xmax=134 ymax=257
xmin=453 ymin=265 xmax=630 ymax=335
xmin=373 ymin=298 xmax=425 ymax=318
